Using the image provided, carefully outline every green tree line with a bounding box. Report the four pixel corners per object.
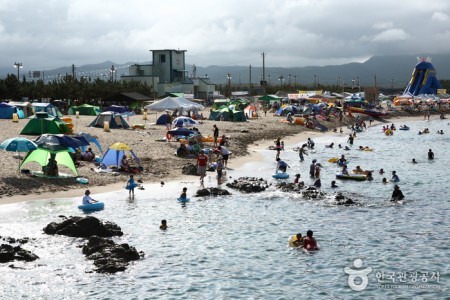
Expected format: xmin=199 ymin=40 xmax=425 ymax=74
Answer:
xmin=0 ymin=74 xmax=152 ymax=102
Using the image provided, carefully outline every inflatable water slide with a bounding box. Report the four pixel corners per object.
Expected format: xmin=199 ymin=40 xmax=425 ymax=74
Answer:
xmin=403 ymin=57 xmax=443 ymax=96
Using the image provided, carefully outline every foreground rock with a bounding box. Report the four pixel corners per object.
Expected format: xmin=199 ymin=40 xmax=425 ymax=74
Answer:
xmin=0 ymin=238 xmax=39 ymax=263
xmin=43 ymin=216 xmax=123 ymax=238
xmin=44 ymin=216 xmax=142 ymax=273
xmin=195 ymin=187 xmax=231 ymax=197
xmin=82 ymin=236 xmax=144 ymax=274
xmin=226 ymin=177 xmax=269 ymax=193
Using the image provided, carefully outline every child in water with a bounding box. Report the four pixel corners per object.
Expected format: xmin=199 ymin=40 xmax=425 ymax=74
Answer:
xmin=160 ymin=220 xmax=168 ymax=230
xmin=126 ymin=175 xmax=138 ymax=197
xmin=180 ymin=187 xmax=187 ymax=199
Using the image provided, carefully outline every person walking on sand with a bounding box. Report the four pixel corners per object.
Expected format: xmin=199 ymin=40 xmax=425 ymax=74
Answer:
xmin=213 ymin=124 xmax=219 ymax=147
xmin=126 ymin=174 xmax=138 ymax=197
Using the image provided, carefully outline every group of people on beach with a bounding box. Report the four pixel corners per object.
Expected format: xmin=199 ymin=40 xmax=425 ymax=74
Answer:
xmin=194 ymin=125 xmax=231 ymax=186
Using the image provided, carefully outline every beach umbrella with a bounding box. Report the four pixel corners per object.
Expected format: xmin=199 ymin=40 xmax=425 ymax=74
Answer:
xmin=0 ymin=137 xmax=38 ymax=170
xmin=0 ymin=137 xmax=38 ymax=152
xmin=172 ymin=116 xmax=199 ymax=128
xmin=35 ymin=134 xmax=89 ymax=149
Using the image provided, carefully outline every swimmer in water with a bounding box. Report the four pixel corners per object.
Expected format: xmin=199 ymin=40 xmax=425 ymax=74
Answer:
xmin=379 ymin=168 xmax=385 ymax=175
xmin=412 ymin=158 xmax=417 ymax=164
xmin=331 ymin=181 xmax=338 ymax=188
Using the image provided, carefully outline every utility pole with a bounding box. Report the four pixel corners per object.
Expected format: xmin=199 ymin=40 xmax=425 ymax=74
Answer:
xmin=72 ymin=64 xmax=76 ymax=79
xmin=261 ymin=52 xmax=266 ymax=94
xmin=249 ymin=65 xmax=252 ymax=100
xmin=374 ymin=74 xmax=378 ymax=87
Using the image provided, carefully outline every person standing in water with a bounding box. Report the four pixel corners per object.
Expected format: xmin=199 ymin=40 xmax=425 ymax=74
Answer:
xmin=299 ymin=144 xmax=308 ymax=162
xmin=391 ymin=185 xmax=405 ymax=201
xmin=125 ymin=174 xmax=138 ymax=197
xmin=303 ymin=230 xmax=319 ymax=251
xmin=428 ymin=149 xmax=434 ymax=160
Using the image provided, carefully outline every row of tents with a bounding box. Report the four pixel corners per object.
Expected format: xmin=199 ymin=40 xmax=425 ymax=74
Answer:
xmin=0 ymin=135 xmax=139 ymax=177
xmin=0 ymin=102 xmax=61 ymax=119
xmin=18 ymin=112 xmax=131 ymax=135
xmin=0 ymin=101 xmax=138 ymax=120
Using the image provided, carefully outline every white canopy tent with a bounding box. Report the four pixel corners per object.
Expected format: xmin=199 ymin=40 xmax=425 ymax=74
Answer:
xmin=144 ymin=96 xmax=204 ymax=112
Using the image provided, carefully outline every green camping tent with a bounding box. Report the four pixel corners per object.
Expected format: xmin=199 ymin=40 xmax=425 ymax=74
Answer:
xmin=20 ymin=114 xmax=70 ymax=135
xmin=208 ymin=107 xmax=246 ymax=122
xmin=20 ymin=147 xmax=78 ymax=176
xmin=231 ymin=110 xmax=246 ymax=122
xmin=209 ymin=107 xmax=230 ymax=121
xmin=69 ymin=104 xmax=101 ymax=116
xmin=258 ymin=94 xmax=284 ymax=103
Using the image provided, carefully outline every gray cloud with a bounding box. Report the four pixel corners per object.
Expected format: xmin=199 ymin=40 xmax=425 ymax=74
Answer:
xmin=1 ymin=0 xmax=449 ymax=71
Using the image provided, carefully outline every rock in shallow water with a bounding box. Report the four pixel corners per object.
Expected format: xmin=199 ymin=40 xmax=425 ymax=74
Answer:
xmin=195 ymin=188 xmax=231 ymax=197
xmin=226 ymin=177 xmax=268 ymax=193
xmin=0 ymin=244 xmax=39 ymax=263
xmin=82 ymin=236 xmax=144 ymax=274
xmin=43 ymin=216 xmax=123 ymax=238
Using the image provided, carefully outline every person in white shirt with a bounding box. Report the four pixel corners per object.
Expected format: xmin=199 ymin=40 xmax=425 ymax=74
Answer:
xmin=82 ymin=190 xmax=97 ymax=205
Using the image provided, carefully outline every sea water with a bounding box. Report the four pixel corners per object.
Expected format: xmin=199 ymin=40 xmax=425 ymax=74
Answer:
xmin=0 ymin=118 xmax=449 ymax=299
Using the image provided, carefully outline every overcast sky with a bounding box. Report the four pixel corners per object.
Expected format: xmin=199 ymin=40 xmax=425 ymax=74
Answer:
xmin=1 ymin=0 xmax=449 ymax=71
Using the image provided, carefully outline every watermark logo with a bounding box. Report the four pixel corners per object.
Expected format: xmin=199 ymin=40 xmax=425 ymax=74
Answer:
xmin=344 ymin=258 xmax=372 ymax=291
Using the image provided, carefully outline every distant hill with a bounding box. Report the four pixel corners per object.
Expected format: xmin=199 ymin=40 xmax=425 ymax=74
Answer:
xmin=191 ymin=54 xmax=450 ymax=87
xmin=1 ymin=54 xmax=450 ymax=87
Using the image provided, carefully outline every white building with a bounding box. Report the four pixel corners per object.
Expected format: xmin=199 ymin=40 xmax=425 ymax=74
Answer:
xmin=120 ymin=49 xmax=215 ymax=99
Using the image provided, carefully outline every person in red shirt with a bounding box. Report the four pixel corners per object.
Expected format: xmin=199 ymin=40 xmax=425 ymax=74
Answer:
xmin=303 ymin=230 xmax=319 ymax=251
xmin=196 ymin=150 xmax=208 ymax=183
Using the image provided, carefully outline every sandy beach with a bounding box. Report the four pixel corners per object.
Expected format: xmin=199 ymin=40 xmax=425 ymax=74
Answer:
xmin=0 ymin=108 xmax=439 ymax=205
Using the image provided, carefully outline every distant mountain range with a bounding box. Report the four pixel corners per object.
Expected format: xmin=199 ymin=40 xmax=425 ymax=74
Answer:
xmin=1 ymin=54 xmax=450 ymax=87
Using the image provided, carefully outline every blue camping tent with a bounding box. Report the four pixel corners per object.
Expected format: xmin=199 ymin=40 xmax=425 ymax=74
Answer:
xmin=32 ymin=103 xmax=62 ymax=117
xmin=0 ymin=103 xmax=17 ymax=119
xmin=101 ymin=148 xmax=140 ymax=167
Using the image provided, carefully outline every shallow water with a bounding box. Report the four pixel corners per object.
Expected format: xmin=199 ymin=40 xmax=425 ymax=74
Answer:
xmin=0 ymin=118 xmax=449 ymax=299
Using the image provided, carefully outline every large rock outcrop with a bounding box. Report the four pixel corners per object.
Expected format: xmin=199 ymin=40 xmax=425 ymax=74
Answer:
xmin=226 ymin=177 xmax=269 ymax=193
xmin=44 ymin=216 xmax=142 ymax=273
xmin=82 ymin=236 xmax=144 ymax=274
xmin=43 ymin=216 xmax=123 ymax=238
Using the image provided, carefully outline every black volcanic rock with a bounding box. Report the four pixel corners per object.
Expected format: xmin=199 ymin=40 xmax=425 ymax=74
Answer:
xmin=0 ymin=244 xmax=39 ymax=263
xmin=196 ymin=187 xmax=231 ymax=197
xmin=226 ymin=177 xmax=268 ymax=193
xmin=82 ymin=236 xmax=143 ymax=274
xmin=43 ymin=216 xmax=123 ymax=238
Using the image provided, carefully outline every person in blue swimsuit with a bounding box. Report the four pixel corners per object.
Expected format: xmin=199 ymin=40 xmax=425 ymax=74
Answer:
xmin=126 ymin=174 xmax=138 ymax=197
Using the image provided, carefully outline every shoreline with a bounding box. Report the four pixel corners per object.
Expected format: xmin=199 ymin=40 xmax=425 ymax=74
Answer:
xmin=1 ymin=113 xmax=432 ymax=206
